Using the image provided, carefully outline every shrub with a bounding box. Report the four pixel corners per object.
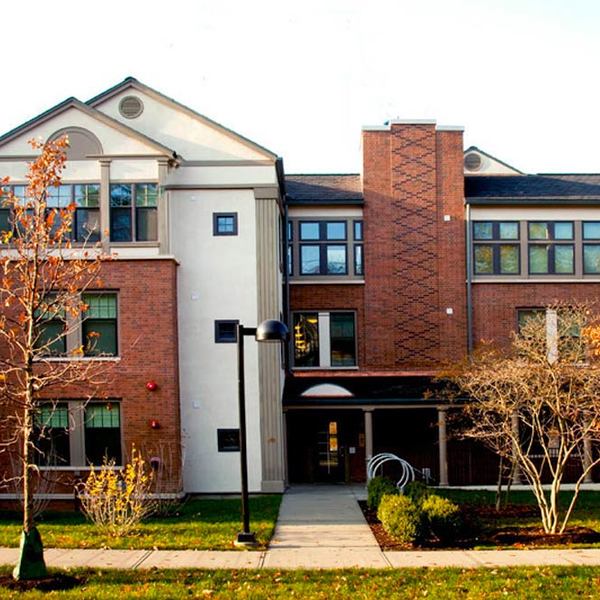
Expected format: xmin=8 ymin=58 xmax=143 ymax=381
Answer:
xmin=421 ymin=495 xmax=463 ymax=543
xmin=402 ymin=480 xmax=431 ymax=505
xmin=78 ymin=446 xmax=157 ymax=537
xmin=367 ymin=476 xmax=398 ymax=510
xmin=377 ymin=494 xmax=423 ymax=545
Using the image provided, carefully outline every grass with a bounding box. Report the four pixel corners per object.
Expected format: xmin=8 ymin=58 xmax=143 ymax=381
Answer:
xmin=0 ymin=496 xmax=281 ymax=550
xmin=436 ymin=489 xmax=600 ymax=548
xmin=1 ymin=567 xmax=600 ymax=599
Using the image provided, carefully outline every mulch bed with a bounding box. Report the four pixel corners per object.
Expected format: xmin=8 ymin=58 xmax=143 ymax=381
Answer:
xmin=358 ymin=500 xmax=600 ymax=550
xmin=0 ymin=574 xmax=82 ymax=592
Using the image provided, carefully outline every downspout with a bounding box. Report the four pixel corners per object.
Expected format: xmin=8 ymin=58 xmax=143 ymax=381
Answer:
xmin=466 ymin=202 xmax=473 ymax=354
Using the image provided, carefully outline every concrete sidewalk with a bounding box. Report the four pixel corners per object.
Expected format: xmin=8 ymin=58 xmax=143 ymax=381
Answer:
xmin=0 ymin=485 xmax=599 ymax=570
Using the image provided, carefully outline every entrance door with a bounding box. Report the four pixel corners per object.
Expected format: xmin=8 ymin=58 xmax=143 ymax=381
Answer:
xmin=315 ymin=419 xmax=344 ymax=482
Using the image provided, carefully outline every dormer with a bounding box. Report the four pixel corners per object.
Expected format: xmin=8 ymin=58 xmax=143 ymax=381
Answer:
xmin=464 ymin=146 xmax=522 ymax=176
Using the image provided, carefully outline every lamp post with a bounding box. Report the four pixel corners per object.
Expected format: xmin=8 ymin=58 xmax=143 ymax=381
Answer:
xmin=235 ymin=319 xmax=288 ymax=547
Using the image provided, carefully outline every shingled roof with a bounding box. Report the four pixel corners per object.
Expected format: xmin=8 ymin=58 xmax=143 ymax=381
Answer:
xmin=285 ymin=174 xmax=363 ymax=204
xmin=466 ymin=174 xmax=600 ymax=204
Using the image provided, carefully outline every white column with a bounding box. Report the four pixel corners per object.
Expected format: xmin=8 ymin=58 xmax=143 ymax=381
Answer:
xmin=364 ymin=409 xmax=373 ymax=477
xmin=99 ymin=159 xmax=111 ymax=253
xmin=511 ymin=412 xmax=523 ymax=484
xmin=438 ymin=407 xmax=449 ymax=486
xmin=584 ymin=435 xmax=593 ymax=483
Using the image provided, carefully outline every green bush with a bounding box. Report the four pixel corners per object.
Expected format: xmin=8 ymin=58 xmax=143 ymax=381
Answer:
xmin=367 ymin=476 xmax=398 ymax=510
xmin=421 ymin=495 xmax=463 ymax=543
xmin=402 ymin=480 xmax=431 ymax=505
xmin=377 ymin=494 xmax=423 ymax=545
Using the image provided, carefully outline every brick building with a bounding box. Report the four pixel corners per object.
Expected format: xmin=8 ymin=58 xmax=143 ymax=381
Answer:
xmin=284 ymin=121 xmax=600 ymax=486
xmin=2 ymin=81 xmax=598 ymax=498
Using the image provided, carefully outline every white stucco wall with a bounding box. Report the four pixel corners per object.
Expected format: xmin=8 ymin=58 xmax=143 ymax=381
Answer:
xmin=170 ymin=188 xmax=263 ymax=493
xmin=0 ymin=107 xmax=161 ymax=156
xmin=94 ymin=89 xmax=271 ymax=162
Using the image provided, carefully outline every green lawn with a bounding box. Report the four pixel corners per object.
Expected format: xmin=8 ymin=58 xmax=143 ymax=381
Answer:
xmin=1 ymin=567 xmax=599 ymax=599
xmin=436 ymin=489 xmax=600 ymax=547
xmin=0 ymin=496 xmax=281 ymax=550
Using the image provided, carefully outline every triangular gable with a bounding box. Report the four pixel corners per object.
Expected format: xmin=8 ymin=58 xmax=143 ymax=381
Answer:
xmin=464 ymin=146 xmax=522 ymax=176
xmin=87 ymin=77 xmax=277 ymax=162
xmin=0 ymin=97 xmax=175 ymax=158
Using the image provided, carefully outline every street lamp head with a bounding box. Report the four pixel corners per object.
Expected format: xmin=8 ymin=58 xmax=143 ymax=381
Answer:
xmin=255 ymin=319 xmax=289 ymax=342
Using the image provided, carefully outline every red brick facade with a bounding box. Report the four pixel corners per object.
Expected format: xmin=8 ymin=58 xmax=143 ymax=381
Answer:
xmin=0 ymin=259 xmax=182 ymax=498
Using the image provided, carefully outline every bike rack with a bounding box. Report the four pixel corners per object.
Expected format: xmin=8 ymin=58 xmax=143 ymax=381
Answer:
xmin=366 ymin=452 xmax=416 ymax=491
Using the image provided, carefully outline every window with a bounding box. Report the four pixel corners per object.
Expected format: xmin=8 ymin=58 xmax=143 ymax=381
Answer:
xmin=110 ymin=183 xmax=158 ymax=242
xmin=82 ymin=293 xmax=118 ymax=356
xmin=217 ymin=429 xmax=240 ymax=452
xmin=215 ymin=320 xmax=239 ymax=343
xmin=528 ymin=222 xmax=574 ymax=274
xmin=34 ymin=296 xmax=66 ymax=356
xmin=1 ymin=184 xmax=100 ymax=243
xmin=583 ymin=222 xmax=600 ymax=274
xmin=213 ymin=213 xmax=238 ymax=236
xmin=289 ymin=218 xmax=363 ymax=278
xmin=84 ymin=403 xmax=122 ymax=465
xmin=34 ymin=401 xmax=122 ymax=467
xmin=473 ymin=221 xmax=519 ymax=275
xmin=293 ymin=311 xmax=357 ymax=368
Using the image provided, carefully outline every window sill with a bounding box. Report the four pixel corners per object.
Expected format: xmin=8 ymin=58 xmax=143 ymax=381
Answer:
xmin=292 ymin=366 xmax=359 ymax=371
xmin=33 ymin=356 xmax=120 ymax=363
xmin=473 ymin=277 xmax=600 ymax=283
xmin=37 ymin=465 xmax=123 ymax=471
xmin=290 ymin=278 xmax=365 ymax=285
xmin=109 ymin=241 xmax=159 ymax=248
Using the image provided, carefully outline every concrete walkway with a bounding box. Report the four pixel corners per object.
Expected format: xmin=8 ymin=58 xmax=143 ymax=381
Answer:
xmin=0 ymin=485 xmax=599 ymax=569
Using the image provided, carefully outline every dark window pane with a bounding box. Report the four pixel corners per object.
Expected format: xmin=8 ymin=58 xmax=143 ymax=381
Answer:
xmin=583 ymin=222 xmax=600 ymax=240
xmin=75 ymin=208 xmax=100 ymax=242
xmin=474 ymin=245 xmax=493 ymax=274
xmin=85 ymin=403 xmax=121 ymax=465
xmin=34 ymin=404 xmax=70 ymax=466
xmin=326 ymin=222 xmax=346 ymax=240
xmin=354 ymin=221 xmax=363 ymax=241
xmin=499 ymin=245 xmax=519 ymax=274
xmin=554 ymin=245 xmax=574 ymax=273
xmin=300 ymin=222 xmax=319 ymax=240
xmin=217 ymin=429 xmax=240 ymax=452
xmin=354 ymin=244 xmax=363 ymax=276
xmin=529 ymin=245 xmax=549 ymax=273
xmin=136 ymin=207 xmax=158 ymax=241
xmin=584 ymin=245 xmax=600 ymax=273
xmin=110 ymin=208 xmax=132 ymax=242
xmin=287 ymin=221 xmax=293 ymax=241
xmin=499 ymin=222 xmax=519 ymax=240
xmin=554 ymin=222 xmax=573 ymax=240
xmin=518 ymin=309 xmax=545 ymax=333
xmin=0 ymin=209 xmax=10 ymax=233
xmin=300 ymin=245 xmax=320 ymax=274
xmin=529 ymin=222 xmax=550 ymax=240
xmin=473 ymin=222 xmax=493 ymax=240
xmin=110 ymin=184 xmax=132 ymax=207
xmin=330 ymin=313 xmax=356 ymax=367
xmin=293 ymin=313 xmax=319 ymax=367
xmin=83 ymin=320 xmax=117 ymax=355
xmin=36 ymin=320 xmax=66 ymax=355
xmin=215 ymin=320 xmax=238 ymax=343
xmin=326 ymin=245 xmax=346 ymax=274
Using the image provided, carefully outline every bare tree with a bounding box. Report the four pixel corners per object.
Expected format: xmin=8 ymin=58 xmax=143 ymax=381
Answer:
xmin=446 ymin=305 xmax=600 ymax=534
xmin=0 ymin=138 xmax=109 ymax=579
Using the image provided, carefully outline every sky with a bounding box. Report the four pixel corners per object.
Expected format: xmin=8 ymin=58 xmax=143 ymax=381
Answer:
xmin=2 ymin=0 xmax=600 ymax=174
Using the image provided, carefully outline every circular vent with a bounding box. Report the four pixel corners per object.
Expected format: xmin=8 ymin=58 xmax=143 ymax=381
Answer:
xmin=118 ymin=95 xmax=144 ymax=119
xmin=464 ymin=152 xmax=482 ymax=171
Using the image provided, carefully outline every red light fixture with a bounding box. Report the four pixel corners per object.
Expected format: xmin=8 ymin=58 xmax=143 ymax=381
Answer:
xmin=146 ymin=380 xmax=158 ymax=391
xmin=149 ymin=419 xmax=161 ymax=429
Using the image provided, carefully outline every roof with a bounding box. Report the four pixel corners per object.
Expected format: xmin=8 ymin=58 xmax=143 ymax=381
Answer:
xmin=283 ymin=375 xmax=443 ymax=407
xmin=285 ymin=174 xmax=363 ymax=205
xmin=87 ymin=76 xmax=278 ymax=161
xmin=466 ymin=174 xmax=600 ymax=205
